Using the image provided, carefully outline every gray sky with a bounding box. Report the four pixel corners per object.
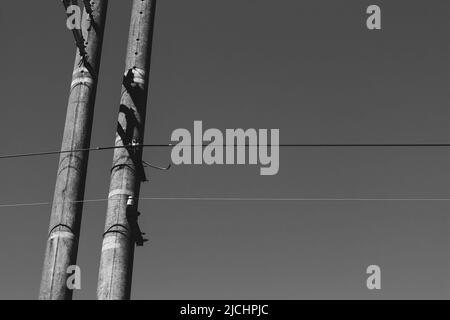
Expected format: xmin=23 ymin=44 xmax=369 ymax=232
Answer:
xmin=0 ymin=0 xmax=450 ymax=299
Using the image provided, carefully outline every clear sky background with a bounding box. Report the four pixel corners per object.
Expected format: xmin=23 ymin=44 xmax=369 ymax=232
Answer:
xmin=1 ymin=0 xmax=450 ymax=299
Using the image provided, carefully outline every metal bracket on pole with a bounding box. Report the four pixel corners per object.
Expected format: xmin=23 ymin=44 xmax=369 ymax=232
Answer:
xmin=126 ymin=196 xmax=148 ymax=247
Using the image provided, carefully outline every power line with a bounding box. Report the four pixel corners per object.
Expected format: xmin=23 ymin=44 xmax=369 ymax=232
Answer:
xmin=0 ymin=145 xmax=124 ymax=160
xmin=2 ymin=196 xmax=450 ymax=208
xmin=2 ymin=143 xmax=450 ymax=160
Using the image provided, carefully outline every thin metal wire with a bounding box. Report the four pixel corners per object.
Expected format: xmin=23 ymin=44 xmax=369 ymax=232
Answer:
xmin=2 ymin=143 xmax=450 ymax=160
xmin=2 ymin=197 xmax=450 ymax=208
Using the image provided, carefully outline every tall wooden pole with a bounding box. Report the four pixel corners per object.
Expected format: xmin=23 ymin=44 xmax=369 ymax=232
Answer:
xmin=97 ymin=0 xmax=157 ymax=300
xmin=39 ymin=0 xmax=108 ymax=300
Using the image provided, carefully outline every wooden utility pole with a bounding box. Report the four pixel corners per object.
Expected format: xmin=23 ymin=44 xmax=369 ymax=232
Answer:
xmin=39 ymin=0 xmax=108 ymax=300
xmin=97 ymin=0 xmax=157 ymax=300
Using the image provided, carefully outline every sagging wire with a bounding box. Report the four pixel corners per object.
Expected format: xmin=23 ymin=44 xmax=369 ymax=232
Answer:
xmin=1 ymin=143 xmax=450 ymax=160
xmin=2 ymin=197 xmax=450 ymax=209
